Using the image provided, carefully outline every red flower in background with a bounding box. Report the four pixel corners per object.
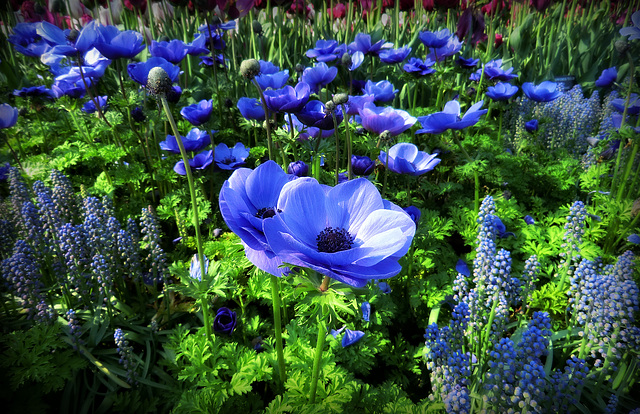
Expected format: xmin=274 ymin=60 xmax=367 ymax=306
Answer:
xmin=124 ymin=0 xmax=147 ymax=13
xmin=327 ymin=2 xmax=346 ymax=18
xmin=481 ymin=0 xmax=508 ymax=15
xmin=530 ymin=0 xmax=551 ymax=12
xmin=494 ymin=33 xmax=503 ymax=47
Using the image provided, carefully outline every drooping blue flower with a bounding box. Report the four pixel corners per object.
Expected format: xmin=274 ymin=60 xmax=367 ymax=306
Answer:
xmin=81 ymin=95 xmax=108 ymax=114
xmin=348 ymin=33 xmax=393 ymax=56
xmin=13 ymin=85 xmax=54 ymax=98
xmin=455 ymin=259 xmax=470 ymax=277
xmin=378 ymin=46 xmax=412 ymax=64
xmin=287 ymin=161 xmax=309 ymax=177
xmin=351 ymin=155 xmax=375 ymax=176
xmin=306 ymin=39 xmax=346 ymax=62
xmin=296 ymin=100 xmax=343 ymax=130
xmin=595 ymin=67 xmax=617 ymax=88
xmin=37 ymin=20 xmax=99 ymax=57
xmin=255 ymin=69 xmax=290 ymax=91
xmin=189 ymin=253 xmax=210 ymax=281
xmin=149 ymin=39 xmax=190 ymax=64
xmin=522 ymin=81 xmax=562 ymax=102
xmin=213 ymin=307 xmax=237 ymax=335
xmin=342 ymin=328 xmax=365 ymax=347
xmin=628 ymin=234 xmax=640 ymax=244
xmin=486 ymin=82 xmax=519 ymax=101
xmin=363 ymin=80 xmax=398 ymax=103
xmin=180 ymin=99 xmax=213 ymax=126
xmin=358 ymin=102 xmax=416 ymax=136
xmin=93 ymin=25 xmax=145 ymax=60
xmin=525 ymin=119 xmax=539 ymax=132
xmin=237 ymin=97 xmax=265 ymax=121
xmin=160 ymin=128 xmax=211 ymax=153
xmin=214 ymin=142 xmax=250 ymax=170
xmin=619 ymin=11 xmax=640 ymax=40
xmin=199 ymin=54 xmax=226 ymax=67
xmin=8 ymin=22 xmax=52 ymax=57
xmin=419 ymin=28 xmax=452 ymax=48
xmin=403 ymin=57 xmax=436 ymax=76
xmin=186 ymin=33 xmax=210 ymax=56
xmin=219 ymin=161 xmax=292 ymax=276
xmin=611 ymin=93 xmax=640 ymax=116
xmin=415 ymin=100 xmax=487 ymax=134
xmin=127 ymin=57 xmax=181 ymax=87
xmin=259 ymin=60 xmax=280 ymax=74
xmin=524 ymin=215 xmax=535 ymax=225
xmin=263 ymin=177 xmax=416 ymax=287
xmin=263 ymin=83 xmax=311 ymax=114
xmin=493 ymin=216 xmax=515 ymax=238
xmin=0 ymin=104 xmax=19 ymax=129
xmin=361 ymin=302 xmax=371 ymax=322
xmin=51 ymin=79 xmax=86 ymax=99
xmin=173 ymin=149 xmax=214 ymax=175
xmin=379 ymin=143 xmax=441 ymax=176
xmin=301 ymin=63 xmax=338 ymax=94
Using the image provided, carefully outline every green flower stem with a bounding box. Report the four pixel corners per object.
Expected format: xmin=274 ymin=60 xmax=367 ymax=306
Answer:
xmin=611 ymin=51 xmax=635 ymax=197
xmin=77 ymin=58 xmax=112 ymax=129
xmin=0 ymin=131 xmax=25 ymax=172
xmin=340 ymin=104 xmax=353 ymax=180
xmin=451 ymin=131 xmax=480 ymax=214
xmin=330 ymin=110 xmax=341 ymax=185
xmin=617 ymin=137 xmax=639 ymax=202
xmin=287 ymin=113 xmax=299 ymax=161
xmin=309 ymin=306 xmax=327 ymax=404
xmin=205 ymin=14 xmax=225 ymax=129
xmin=270 ymin=275 xmax=287 ymax=383
xmin=159 ymin=94 xmax=212 ymax=344
xmin=252 ymin=79 xmax=274 ymax=161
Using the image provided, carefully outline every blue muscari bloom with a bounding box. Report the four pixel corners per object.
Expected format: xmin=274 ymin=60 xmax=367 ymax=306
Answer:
xmin=620 ymin=11 xmax=640 ymax=40
xmin=403 ymin=206 xmax=421 ymax=226
xmin=418 ymin=28 xmax=452 ymax=48
xmin=0 ymin=104 xmax=18 ymax=129
xmin=628 ymin=234 xmax=640 ymax=244
xmin=611 ymin=93 xmax=640 ymax=116
xmin=174 ymin=149 xmax=214 ymax=175
xmin=595 ymin=67 xmax=617 ymax=88
xmin=428 ymin=36 xmax=463 ymax=62
xmin=306 ymin=39 xmax=346 ymax=62
xmin=219 ymin=160 xmax=292 ymax=276
xmin=342 ymin=328 xmax=365 ymax=347
xmin=287 ymin=161 xmax=309 ymax=177
xmin=93 ymin=25 xmax=145 ymax=59
xmin=301 ymin=62 xmax=337 ymax=94
xmin=127 ymin=57 xmax=181 ymax=87
xmin=456 ymin=56 xmax=479 ymax=68
xmin=255 ymin=69 xmax=290 ymax=91
xmin=81 ymin=95 xmax=108 ymax=114
xmin=348 ymin=32 xmax=393 ymax=56
xmin=525 ymin=119 xmax=539 ymax=132
xmin=296 ymin=100 xmax=342 ymax=130
xmin=379 ymin=142 xmax=441 ymax=176
xmin=160 ymin=128 xmax=211 ymax=153
xmin=377 ymin=281 xmax=391 ymax=293
xmin=361 ymin=302 xmax=371 ymax=322
xmin=13 ymin=85 xmax=54 ymax=98
xmin=8 ymin=22 xmax=52 ymax=57
xmin=149 ymin=39 xmax=190 ymax=64
xmin=114 ymin=328 xmax=136 ymax=384
xmin=403 ymin=57 xmax=436 ymax=76
xmin=181 ymin=99 xmax=213 ymax=126
xmin=190 ymin=253 xmax=209 ymax=281
xmin=486 ymin=82 xmax=519 ymax=101
xmin=416 ymin=100 xmax=487 ymax=134
xmin=345 ymin=94 xmax=375 ymax=116
xmin=263 ymin=177 xmax=416 ymax=287
xmin=378 ymin=46 xmax=411 ymax=64
xmin=351 ymin=155 xmax=375 ymax=176
xmin=524 ymin=215 xmax=535 ymax=225
xmin=363 ymin=80 xmax=398 ymax=103
xmin=264 ymin=83 xmax=311 ymax=113
xmin=237 ymin=97 xmax=265 ymax=121
xmin=455 ymin=259 xmax=470 ymax=277
xmin=0 ymin=162 xmax=10 ymax=181
xmin=522 ymin=81 xmax=562 ymax=102
xmin=214 ymin=143 xmax=249 ymax=170
xmin=516 ymin=311 xmax=552 ymax=361
xmin=358 ymin=102 xmax=416 ymax=136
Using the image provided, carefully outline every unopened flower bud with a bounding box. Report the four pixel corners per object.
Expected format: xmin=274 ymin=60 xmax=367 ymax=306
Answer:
xmin=67 ymin=29 xmax=79 ymax=43
xmin=615 ymin=38 xmax=629 ymax=55
xmin=240 ymin=59 xmax=261 ymax=80
xmin=341 ymin=52 xmax=352 ymax=66
xmin=325 ymin=101 xmax=336 ymax=113
xmin=146 ymin=67 xmax=173 ymax=97
xmin=252 ymin=20 xmax=263 ymax=35
xmin=295 ymin=63 xmax=305 ymax=74
xmin=332 ymin=93 xmax=348 ymax=105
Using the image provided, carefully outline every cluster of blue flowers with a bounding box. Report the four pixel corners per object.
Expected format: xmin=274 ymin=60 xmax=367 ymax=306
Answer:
xmin=114 ymin=328 xmax=137 ymax=385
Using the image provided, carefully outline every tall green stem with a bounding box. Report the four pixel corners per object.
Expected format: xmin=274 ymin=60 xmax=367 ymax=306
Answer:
xmin=270 ymin=275 xmax=287 ymax=384
xmin=309 ymin=303 xmax=327 ymax=404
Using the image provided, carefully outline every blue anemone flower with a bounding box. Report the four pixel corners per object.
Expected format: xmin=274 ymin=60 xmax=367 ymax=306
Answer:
xmin=457 ymin=57 xmax=479 ymax=68
xmin=296 ymin=100 xmax=342 ymax=130
xmin=522 ymin=81 xmax=562 ymax=102
xmin=428 ymin=36 xmax=462 ymax=61
xmin=403 ymin=57 xmax=436 ymax=76
xmin=358 ymin=102 xmax=416 ymax=136
xmin=363 ymin=80 xmax=398 ymax=103
xmin=127 ymin=57 xmax=181 ymax=86
xmin=263 ymin=177 xmax=416 ymax=287
xmin=180 ymin=99 xmax=213 ymax=126
xmin=525 ymin=119 xmax=539 ymax=132
xmin=486 ymin=82 xmax=519 ymax=101
xmin=595 ymin=67 xmax=617 ymax=88
xmin=263 ymin=83 xmax=311 ymax=114
xmin=81 ymin=95 xmax=108 ymax=114
xmin=492 ymin=216 xmax=515 ymax=238
xmin=481 ymin=59 xmax=518 ymax=81
xmin=611 ymin=93 xmax=640 ymax=116
xmin=259 ymin=60 xmax=280 ymax=74
xmin=620 ymin=11 xmax=640 ymax=40
xmin=342 ymin=328 xmax=365 ymax=347
xmin=351 ymin=155 xmax=375 ymax=176
xmin=173 ymin=149 xmax=214 ymax=175
xmin=345 ymin=94 xmax=375 ymax=116
xmin=0 ymin=104 xmax=19 ymax=129
xmin=628 ymin=234 xmax=640 ymax=244
xmin=219 ymin=160 xmax=292 ymax=276
xmin=301 ymin=63 xmax=338 ymax=94
xmin=237 ymin=97 xmax=265 ymax=121
xmin=377 ymin=282 xmax=391 ymax=293
xmin=214 ymin=143 xmax=250 ymax=170
xmin=255 ymin=70 xmax=290 ymax=91
xmin=361 ymin=302 xmax=371 ymax=322
xmin=379 ymin=143 xmax=441 ymax=176
xmin=160 ymin=128 xmax=211 ymax=153
xmin=455 ymin=259 xmax=470 ymax=277
xmin=186 ymin=34 xmax=210 ymax=56
xmin=378 ymin=46 xmax=412 ymax=64
xmin=8 ymin=22 xmax=52 ymax=57
xmin=415 ymin=100 xmax=487 ymax=134
xmin=524 ymin=215 xmax=535 ymax=225
xmin=306 ymin=39 xmax=346 ymax=63
xmin=348 ymin=33 xmax=392 ymax=56
xmin=149 ymin=39 xmax=190 ymax=64
xmin=94 ymin=25 xmax=145 ymax=59
xmin=403 ymin=206 xmax=421 ymax=226
xmin=419 ymin=28 xmax=452 ymax=48
xmin=345 ymin=51 xmax=364 ymax=71
xmin=51 ymin=80 xmax=86 ymax=99
xmin=287 ymin=161 xmax=309 ymax=177
xmin=285 ymin=114 xmax=334 ymax=140
xmin=13 ymin=85 xmax=54 ymax=99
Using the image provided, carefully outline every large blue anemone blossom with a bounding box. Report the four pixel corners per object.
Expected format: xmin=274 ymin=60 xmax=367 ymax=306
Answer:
xmin=263 ymin=177 xmax=416 ymax=287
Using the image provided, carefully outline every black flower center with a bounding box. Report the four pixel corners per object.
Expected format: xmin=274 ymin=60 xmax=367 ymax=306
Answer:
xmin=222 ymin=156 xmax=237 ymax=164
xmin=316 ymin=227 xmax=354 ymax=253
xmin=255 ymin=207 xmax=281 ymax=219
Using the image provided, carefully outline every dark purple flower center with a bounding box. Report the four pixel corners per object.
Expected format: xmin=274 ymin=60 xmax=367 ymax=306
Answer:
xmin=316 ymin=227 xmax=354 ymax=253
xmin=255 ymin=207 xmax=281 ymax=219
xmin=222 ymin=156 xmax=237 ymax=164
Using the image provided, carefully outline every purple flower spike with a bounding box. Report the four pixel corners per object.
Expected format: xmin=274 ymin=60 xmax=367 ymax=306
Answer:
xmin=379 ymin=143 xmax=441 ymax=176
